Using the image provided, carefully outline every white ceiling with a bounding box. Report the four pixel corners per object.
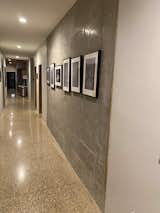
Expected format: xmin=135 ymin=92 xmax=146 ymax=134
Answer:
xmin=0 ymin=0 xmax=76 ymax=57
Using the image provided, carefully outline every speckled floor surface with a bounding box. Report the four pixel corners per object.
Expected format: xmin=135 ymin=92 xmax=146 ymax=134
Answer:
xmin=0 ymin=96 xmax=101 ymax=213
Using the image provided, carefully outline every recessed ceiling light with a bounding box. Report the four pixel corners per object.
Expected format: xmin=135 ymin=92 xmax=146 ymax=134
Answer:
xmin=19 ymin=17 xmax=27 ymax=24
xmin=17 ymin=45 xmax=21 ymax=49
xmin=16 ymin=56 xmax=20 ymax=59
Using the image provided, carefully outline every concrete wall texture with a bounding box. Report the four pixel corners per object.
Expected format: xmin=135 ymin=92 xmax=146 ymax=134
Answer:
xmin=34 ymin=42 xmax=47 ymax=121
xmin=46 ymin=0 xmax=118 ymax=211
xmin=106 ymin=0 xmax=160 ymax=212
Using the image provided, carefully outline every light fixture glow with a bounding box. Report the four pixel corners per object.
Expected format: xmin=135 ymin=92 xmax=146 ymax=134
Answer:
xmin=8 ymin=58 xmax=11 ymax=61
xmin=19 ymin=17 xmax=27 ymax=24
xmin=9 ymin=61 xmax=12 ymax=64
xmin=16 ymin=56 xmax=20 ymax=59
xmin=17 ymin=45 xmax=21 ymax=49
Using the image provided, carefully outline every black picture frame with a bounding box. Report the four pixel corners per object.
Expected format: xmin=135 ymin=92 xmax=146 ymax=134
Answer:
xmin=50 ymin=63 xmax=55 ymax=89
xmin=55 ymin=65 xmax=62 ymax=87
xmin=63 ymin=58 xmax=71 ymax=92
xmin=46 ymin=67 xmax=50 ymax=86
xmin=82 ymin=51 xmax=101 ymax=98
xmin=71 ymin=56 xmax=82 ymax=93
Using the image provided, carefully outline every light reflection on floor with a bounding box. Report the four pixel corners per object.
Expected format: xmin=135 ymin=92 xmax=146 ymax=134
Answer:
xmin=11 ymin=94 xmax=16 ymax=98
xmin=0 ymin=96 xmax=100 ymax=213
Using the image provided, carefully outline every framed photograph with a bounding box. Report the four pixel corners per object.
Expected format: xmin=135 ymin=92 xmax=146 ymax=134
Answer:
xmin=50 ymin=63 xmax=55 ymax=89
xmin=46 ymin=67 xmax=50 ymax=86
xmin=63 ymin=58 xmax=71 ymax=92
xmin=71 ymin=56 xmax=82 ymax=93
xmin=55 ymin=65 xmax=62 ymax=87
xmin=83 ymin=51 xmax=100 ymax=97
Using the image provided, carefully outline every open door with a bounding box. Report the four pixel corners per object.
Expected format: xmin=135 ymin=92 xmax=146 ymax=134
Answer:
xmin=39 ymin=65 xmax=42 ymax=114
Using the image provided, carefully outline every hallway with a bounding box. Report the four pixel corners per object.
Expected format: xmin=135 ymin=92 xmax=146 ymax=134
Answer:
xmin=0 ymin=97 xmax=100 ymax=213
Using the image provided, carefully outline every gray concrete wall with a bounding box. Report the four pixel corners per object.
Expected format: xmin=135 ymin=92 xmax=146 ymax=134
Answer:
xmin=34 ymin=42 xmax=47 ymax=121
xmin=47 ymin=0 xmax=118 ymax=211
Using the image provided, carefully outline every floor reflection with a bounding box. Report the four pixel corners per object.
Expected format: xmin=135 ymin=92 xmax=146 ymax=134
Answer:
xmin=16 ymin=138 xmax=23 ymax=147
xmin=17 ymin=165 xmax=26 ymax=183
xmin=0 ymin=96 xmax=100 ymax=213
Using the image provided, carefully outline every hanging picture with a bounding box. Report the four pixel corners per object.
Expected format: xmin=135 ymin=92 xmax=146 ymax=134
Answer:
xmin=83 ymin=51 xmax=100 ymax=97
xmin=46 ymin=67 xmax=50 ymax=86
xmin=50 ymin=63 xmax=55 ymax=89
xmin=71 ymin=56 xmax=82 ymax=93
xmin=63 ymin=58 xmax=71 ymax=92
xmin=55 ymin=65 xmax=62 ymax=87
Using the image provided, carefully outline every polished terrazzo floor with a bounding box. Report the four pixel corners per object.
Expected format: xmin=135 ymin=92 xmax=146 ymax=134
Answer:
xmin=0 ymin=96 xmax=101 ymax=213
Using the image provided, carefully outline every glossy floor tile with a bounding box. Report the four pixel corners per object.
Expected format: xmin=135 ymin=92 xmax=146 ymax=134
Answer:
xmin=0 ymin=96 xmax=101 ymax=213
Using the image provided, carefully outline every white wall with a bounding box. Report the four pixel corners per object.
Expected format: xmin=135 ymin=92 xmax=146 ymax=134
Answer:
xmin=6 ymin=65 xmax=16 ymax=72
xmin=106 ymin=0 xmax=160 ymax=212
xmin=34 ymin=42 xmax=47 ymax=121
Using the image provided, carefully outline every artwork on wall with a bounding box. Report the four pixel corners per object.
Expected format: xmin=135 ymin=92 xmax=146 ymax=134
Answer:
xmin=71 ymin=56 xmax=82 ymax=93
xmin=46 ymin=67 xmax=50 ymax=86
xmin=55 ymin=65 xmax=62 ymax=87
xmin=83 ymin=51 xmax=100 ymax=97
xmin=51 ymin=50 xmax=101 ymax=96
xmin=63 ymin=58 xmax=71 ymax=92
xmin=50 ymin=63 xmax=55 ymax=89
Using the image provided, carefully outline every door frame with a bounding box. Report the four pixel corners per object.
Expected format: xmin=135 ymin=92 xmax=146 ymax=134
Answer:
xmin=39 ymin=65 xmax=42 ymax=114
xmin=2 ymin=68 xmax=5 ymax=107
xmin=34 ymin=66 xmax=37 ymax=109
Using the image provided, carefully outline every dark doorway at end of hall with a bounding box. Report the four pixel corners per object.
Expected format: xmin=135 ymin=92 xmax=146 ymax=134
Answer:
xmin=7 ymin=72 xmax=16 ymax=96
xmin=6 ymin=58 xmax=28 ymax=98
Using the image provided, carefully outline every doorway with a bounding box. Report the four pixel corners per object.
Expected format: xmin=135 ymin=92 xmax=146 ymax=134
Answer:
xmin=39 ymin=65 xmax=42 ymax=114
xmin=7 ymin=72 xmax=16 ymax=95
xmin=7 ymin=72 xmax=16 ymax=89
